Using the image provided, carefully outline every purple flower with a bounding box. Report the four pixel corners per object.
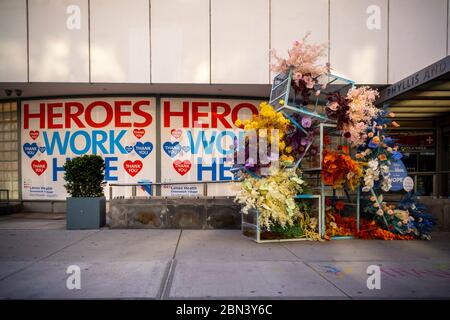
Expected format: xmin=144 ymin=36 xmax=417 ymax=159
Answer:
xmin=301 ymin=116 xmax=312 ymax=128
xmin=300 ymin=137 xmax=310 ymax=146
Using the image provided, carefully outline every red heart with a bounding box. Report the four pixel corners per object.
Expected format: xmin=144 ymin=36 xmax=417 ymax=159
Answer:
xmin=133 ymin=129 xmax=145 ymax=139
xmin=31 ymin=160 xmax=47 ymax=176
xmin=173 ymin=160 xmax=191 ymax=176
xmin=123 ymin=160 xmax=143 ymax=177
xmin=171 ymin=128 xmax=182 ymax=139
xmin=29 ymin=130 xmax=39 ymax=140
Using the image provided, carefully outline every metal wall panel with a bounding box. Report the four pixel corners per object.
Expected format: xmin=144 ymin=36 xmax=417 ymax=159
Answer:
xmin=0 ymin=0 xmax=28 ymax=82
xmin=330 ymin=0 xmax=388 ymax=84
xmin=29 ymin=0 xmax=89 ymax=82
xmin=151 ymin=0 xmax=210 ymax=83
xmin=90 ymin=0 xmax=150 ymax=83
xmin=211 ymin=0 xmax=269 ymax=84
xmin=389 ymin=0 xmax=448 ymax=83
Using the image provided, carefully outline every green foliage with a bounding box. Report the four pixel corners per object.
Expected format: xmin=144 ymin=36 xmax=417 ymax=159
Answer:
xmin=270 ymin=223 xmax=305 ymax=239
xmin=63 ymin=155 xmax=106 ymax=197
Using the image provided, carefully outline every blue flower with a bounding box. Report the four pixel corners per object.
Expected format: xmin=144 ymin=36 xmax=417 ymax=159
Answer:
xmin=383 ymin=137 xmax=393 ymax=145
xmin=368 ymin=139 xmax=379 ymax=149
xmin=391 ymin=151 xmax=403 ymax=160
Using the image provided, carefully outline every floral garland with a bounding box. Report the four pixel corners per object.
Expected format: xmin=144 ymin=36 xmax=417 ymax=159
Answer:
xmin=355 ymin=112 xmax=435 ymax=239
xmin=271 ymin=33 xmax=329 ymax=105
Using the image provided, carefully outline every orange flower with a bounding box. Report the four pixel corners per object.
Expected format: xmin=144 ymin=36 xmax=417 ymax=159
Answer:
xmin=378 ymin=154 xmax=387 ymax=161
xmin=392 ymin=121 xmax=400 ymax=127
xmin=372 ymin=136 xmax=380 ymax=144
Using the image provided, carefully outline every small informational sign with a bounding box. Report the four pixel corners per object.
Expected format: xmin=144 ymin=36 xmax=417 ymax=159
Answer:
xmin=402 ymin=176 xmax=414 ymax=192
xmin=389 ymin=159 xmax=408 ymax=192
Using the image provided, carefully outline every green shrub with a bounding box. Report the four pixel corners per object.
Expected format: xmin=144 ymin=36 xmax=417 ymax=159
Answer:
xmin=63 ymin=155 xmax=106 ymax=197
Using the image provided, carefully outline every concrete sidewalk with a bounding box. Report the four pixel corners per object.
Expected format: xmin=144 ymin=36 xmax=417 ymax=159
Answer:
xmin=0 ymin=215 xmax=449 ymax=299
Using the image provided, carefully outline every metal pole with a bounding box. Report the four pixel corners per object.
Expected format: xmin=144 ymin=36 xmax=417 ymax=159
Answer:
xmin=132 ymin=185 xmax=136 ymax=198
xmin=109 ymin=185 xmax=112 ymax=200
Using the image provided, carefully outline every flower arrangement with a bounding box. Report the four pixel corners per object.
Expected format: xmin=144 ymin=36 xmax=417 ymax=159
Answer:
xmin=283 ymin=113 xmax=320 ymax=164
xmin=325 ymin=199 xmax=354 ymax=238
xmin=235 ymin=169 xmax=319 ymax=240
xmin=321 ymin=145 xmax=363 ymax=190
xmin=271 ymin=33 xmax=329 ymax=105
xmin=326 ymin=86 xmax=381 ymax=146
xmin=234 ymin=102 xmax=292 ymax=173
xmin=235 ymin=102 xmax=313 ymax=171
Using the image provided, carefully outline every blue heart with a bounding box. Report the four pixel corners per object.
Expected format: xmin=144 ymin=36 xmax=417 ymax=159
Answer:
xmin=134 ymin=141 xmax=153 ymax=159
xmin=39 ymin=146 xmax=46 ymax=153
xmin=125 ymin=145 xmax=134 ymax=153
xmin=181 ymin=145 xmax=190 ymax=153
xmin=23 ymin=142 xmax=38 ymax=158
xmin=163 ymin=141 xmax=181 ymax=158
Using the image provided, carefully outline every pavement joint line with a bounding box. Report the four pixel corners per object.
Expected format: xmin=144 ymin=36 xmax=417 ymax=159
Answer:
xmin=158 ymin=229 xmax=182 ymax=300
xmin=278 ymin=242 xmax=305 ymax=261
xmin=280 ymin=243 xmax=352 ymax=299
xmin=0 ymin=229 xmax=100 ymax=282
xmin=160 ymin=259 xmax=177 ymax=300
xmin=303 ymin=261 xmax=352 ymax=299
xmin=172 ymin=229 xmax=183 ymax=260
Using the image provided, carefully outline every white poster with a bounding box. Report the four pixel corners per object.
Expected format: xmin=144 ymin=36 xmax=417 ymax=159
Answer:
xmin=21 ymin=97 xmax=157 ymax=200
xmin=160 ymin=98 xmax=262 ymax=196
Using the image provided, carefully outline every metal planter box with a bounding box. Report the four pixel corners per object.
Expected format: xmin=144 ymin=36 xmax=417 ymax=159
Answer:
xmin=66 ymin=197 xmax=106 ymax=230
xmin=241 ymin=195 xmax=322 ymax=243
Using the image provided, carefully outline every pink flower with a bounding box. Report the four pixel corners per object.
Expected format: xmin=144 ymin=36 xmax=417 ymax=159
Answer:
xmin=328 ymin=102 xmax=339 ymax=111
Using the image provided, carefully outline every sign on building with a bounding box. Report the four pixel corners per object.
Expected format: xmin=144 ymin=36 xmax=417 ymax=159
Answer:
xmin=21 ymin=98 xmax=157 ymax=200
xmin=160 ymin=98 xmax=260 ymax=196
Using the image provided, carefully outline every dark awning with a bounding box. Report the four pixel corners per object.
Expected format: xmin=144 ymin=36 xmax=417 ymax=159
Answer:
xmin=377 ymin=55 xmax=450 ymax=118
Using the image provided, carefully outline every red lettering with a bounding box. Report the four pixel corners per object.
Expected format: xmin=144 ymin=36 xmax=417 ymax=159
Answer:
xmin=164 ymin=101 xmax=189 ymax=128
xmin=85 ymin=101 xmax=113 ymax=128
xmin=23 ymin=103 xmax=45 ymax=129
xmin=47 ymin=103 xmax=63 ymax=129
xmin=211 ymin=102 xmax=231 ymax=128
xmin=231 ymin=103 xmax=258 ymax=126
xmin=133 ymin=100 xmax=152 ymax=127
xmin=65 ymin=102 xmax=86 ymax=128
xmin=114 ymin=100 xmax=132 ymax=127
xmin=192 ymin=101 xmax=209 ymax=128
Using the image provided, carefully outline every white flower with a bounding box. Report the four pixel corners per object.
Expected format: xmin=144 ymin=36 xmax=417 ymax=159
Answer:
xmin=368 ymin=159 xmax=379 ymax=170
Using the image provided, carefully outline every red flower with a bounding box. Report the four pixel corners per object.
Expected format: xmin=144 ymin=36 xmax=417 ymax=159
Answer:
xmin=335 ymin=200 xmax=345 ymax=211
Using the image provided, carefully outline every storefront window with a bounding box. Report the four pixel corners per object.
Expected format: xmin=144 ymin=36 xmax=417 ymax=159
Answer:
xmin=389 ymin=130 xmax=436 ymax=196
xmin=0 ymin=102 xmax=19 ymax=200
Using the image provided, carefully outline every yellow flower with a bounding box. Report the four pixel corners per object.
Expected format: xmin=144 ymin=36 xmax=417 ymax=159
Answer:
xmin=279 ymin=99 xmax=285 ymax=106
xmin=235 ymin=119 xmax=242 ymax=127
xmin=285 ymin=146 xmax=292 ymax=153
